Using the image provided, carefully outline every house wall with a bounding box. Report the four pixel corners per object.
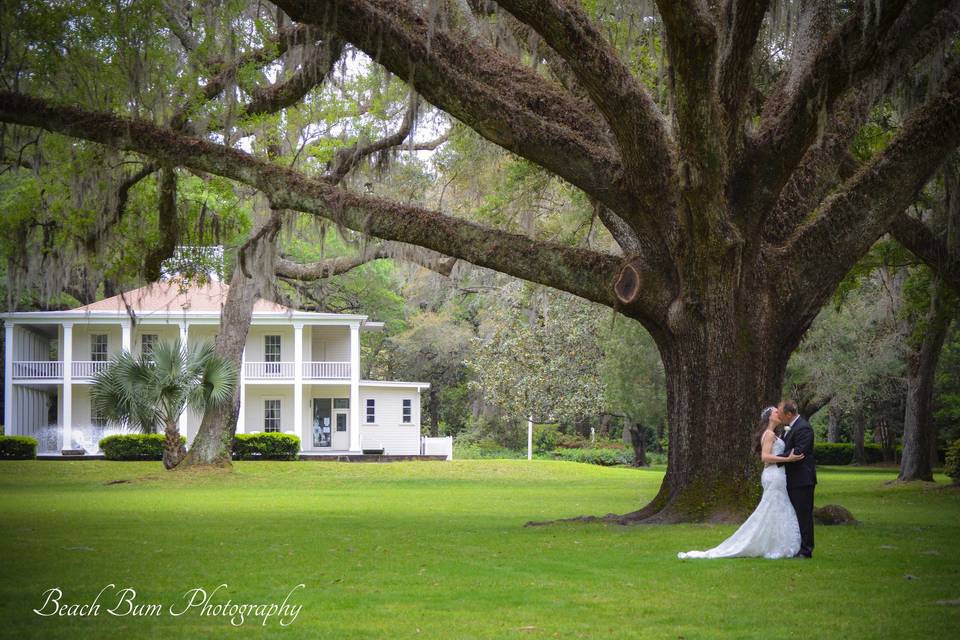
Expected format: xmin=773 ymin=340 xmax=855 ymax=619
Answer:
xmin=14 ymin=325 xmax=52 ymax=361
xmin=70 ymin=324 xmax=123 ymax=360
xmin=359 ymin=386 xmax=421 ymax=455
xmin=11 ymin=386 xmax=51 ymax=440
xmin=245 ymin=326 xmax=295 ymax=362
xmin=301 ymin=384 xmax=351 ymax=451
xmin=131 ymin=325 xmax=180 ymax=357
xmin=243 ymin=385 xmax=295 ymax=434
xmin=311 ymin=326 xmax=350 ymax=361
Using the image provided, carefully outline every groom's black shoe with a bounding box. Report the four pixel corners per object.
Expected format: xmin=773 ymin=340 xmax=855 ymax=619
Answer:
xmin=793 ymin=552 xmax=812 ymax=559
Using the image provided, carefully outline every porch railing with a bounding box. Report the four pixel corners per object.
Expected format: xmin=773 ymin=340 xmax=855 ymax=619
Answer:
xmin=303 ymin=361 xmax=351 ymax=379
xmin=72 ymin=361 xmax=110 ymax=378
xmin=244 ymin=361 xmax=295 ymax=379
xmin=12 ymin=361 xmax=63 ymax=379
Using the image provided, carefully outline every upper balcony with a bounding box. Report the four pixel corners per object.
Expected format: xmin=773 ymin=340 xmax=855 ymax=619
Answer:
xmin=11 ymin=360 xmax=352 ymax=382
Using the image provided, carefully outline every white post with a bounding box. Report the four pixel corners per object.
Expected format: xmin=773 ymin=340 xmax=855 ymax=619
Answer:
xmin=293 ymin=322 xmax=303 ymax=448
xmin=4 ymin=322 xmax=14 ymax=435
xmin=349 ymin=323 xmax=361 ymax=452
xmin=236 ymin=347 xmax=246 ymax=434
xmin=120 ymin=320 xmax=131 ymax=354
xmin=62 ymin=322 xmax=73 ymax=452
xmin=178 ymin=322 xmax=188 ymax=443
xmin=527 ymin=415 xmax=533 ymax=461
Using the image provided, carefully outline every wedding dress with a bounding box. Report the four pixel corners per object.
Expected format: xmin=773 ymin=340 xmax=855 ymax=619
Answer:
xmin=677 ymin=437 xmax=801 ymax=559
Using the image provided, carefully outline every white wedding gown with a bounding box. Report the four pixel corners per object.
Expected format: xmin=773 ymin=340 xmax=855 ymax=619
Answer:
xmin=678 ymin=437 xmax=801 ymax=559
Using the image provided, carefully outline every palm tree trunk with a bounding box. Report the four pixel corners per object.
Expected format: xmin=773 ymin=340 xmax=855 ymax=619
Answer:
xmin=163 ymin=419 xmax=184 ymax=470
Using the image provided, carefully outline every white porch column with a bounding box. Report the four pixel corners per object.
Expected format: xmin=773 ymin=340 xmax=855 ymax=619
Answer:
xmin=349 ymin=323 xmax=361 ymax=452
xmin=178 ymin=322 xmax=188 ymax=441
xmin=4 ymin=322 xmax=14 ymax=435
xmin=62 ymin=322 xmax=73 ymax=452
xmin=120 ymin=320 xmax=131 ymax=354
xmin=236 ymin=347 xmax=246 ymax=434
xmin=293 ymin=322 xmax=304 ymax=445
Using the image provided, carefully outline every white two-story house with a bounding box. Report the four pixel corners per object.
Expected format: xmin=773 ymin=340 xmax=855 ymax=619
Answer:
xmin=1 ymin=280 xmax=434 ymax=457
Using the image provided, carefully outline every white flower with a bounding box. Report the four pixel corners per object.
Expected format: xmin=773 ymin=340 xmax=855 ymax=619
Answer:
xmin=783 ymin=426 xmax=791 ymax=433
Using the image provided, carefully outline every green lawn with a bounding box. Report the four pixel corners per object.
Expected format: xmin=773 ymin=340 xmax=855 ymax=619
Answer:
xmin=1 ymin=460 xmax=957 ymax=639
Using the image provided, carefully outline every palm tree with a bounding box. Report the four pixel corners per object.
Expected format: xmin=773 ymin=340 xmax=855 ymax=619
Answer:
xmin=91 ymin=338 xmax=238 ymax=469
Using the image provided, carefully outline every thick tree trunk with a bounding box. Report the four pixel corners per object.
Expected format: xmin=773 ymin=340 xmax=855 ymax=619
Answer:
xmin=178 ymin=214 xmax=280 ymax=468
xmin=616 ymin=318 xmax=787 ymax=523
xmin=899 ymin=308 xmax=952 ymax=481
xmin=827 ymin=404 xmax=841 ymax=443
xmin=162 ymin=419 xmax=185 ymax=470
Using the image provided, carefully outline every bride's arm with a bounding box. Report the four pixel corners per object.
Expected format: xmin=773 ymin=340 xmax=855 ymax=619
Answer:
xmin=760 ymin=431 xmax=802 ymax=464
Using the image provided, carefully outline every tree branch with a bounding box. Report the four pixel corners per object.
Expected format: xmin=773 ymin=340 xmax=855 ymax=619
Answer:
xmin=716 ymin=0 xmax=771 ymax=141
xmin=272 ymin=0 xmax=630 ymax=212
xmin=275 ymin=240 xmax=457 ymax=280
xmin=763 ymin=2 xmax=960 ymax=242
xmin=743 ymin=0 xmax=950 ymax=224
xmin=0 ymin=91 xmax=673 ymax=323
xmin=780 ymin=63 xmax=960 ymax=303
xmin=494 ymin=0 xmax=677 ymax=219
xmin=889 ymin=212 xmax=960 ymax=294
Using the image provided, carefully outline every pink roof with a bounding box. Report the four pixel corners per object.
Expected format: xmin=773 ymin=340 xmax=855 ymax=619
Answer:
xmin=72 ymin=280 xmax=291 ymax=314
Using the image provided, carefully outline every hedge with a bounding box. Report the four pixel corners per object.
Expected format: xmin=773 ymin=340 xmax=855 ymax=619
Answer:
xmin=0 ymin=435 xmax=38 ymax=459
xmin=99 ymin=433 xmax=185 ymax=460
xmin=945 ymin=440 xmax=960 ymax=483
xmin=548 ymin=448 xmax=633 ymax=466
xmin=232 ymin=433 xmax=301 ymax=460
xmin=813 ymin=442 xmax=898 ymax=465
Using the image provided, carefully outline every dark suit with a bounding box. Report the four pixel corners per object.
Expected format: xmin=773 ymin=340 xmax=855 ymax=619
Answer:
xmin=778 ymin=416 xmax=816 ymax=557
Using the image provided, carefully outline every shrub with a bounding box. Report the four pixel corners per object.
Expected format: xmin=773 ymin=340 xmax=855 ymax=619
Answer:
xmin=944 ymin=440 xmax=960 ymax=484
xmin=99 ymin=434 xmax=185 ymax=460
xmin=232 ymin=433 xmax=301 ymax=460
xmin=555 ymin=433 xmax=590 ymax=449
xmin=0 ymin=435 xmax=38 ymax=459
xmin=547 ymin=448 xmax=633 ymax=466
xmin=813 ymin=443 xmax=889 ymax=465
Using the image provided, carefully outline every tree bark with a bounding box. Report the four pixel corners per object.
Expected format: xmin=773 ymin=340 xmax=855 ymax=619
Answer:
xmin=163 ymin=418 xmax=186 ymax=470
xmin=428 ymin=388 xmax=440 ymax=438
xmin=827 ymin=404 xmax=841 ymax=443
xmin=852 ymin=413 xmax=866 ymax=465
xmin=628 ymin=421 xmax=648 ymax=468
xmin=898 ymin=296 xmax=952 ymax=481
xmin=178 ymin=214 xmax=281 ymax=468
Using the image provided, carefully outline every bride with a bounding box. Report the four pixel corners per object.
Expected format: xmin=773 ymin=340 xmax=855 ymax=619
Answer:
xmin=677 ymin=406 xmax=804 ymax=559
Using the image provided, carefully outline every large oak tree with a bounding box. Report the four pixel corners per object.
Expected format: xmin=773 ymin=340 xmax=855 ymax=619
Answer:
xmin=2 ymin=0 xmax=959 ymax=521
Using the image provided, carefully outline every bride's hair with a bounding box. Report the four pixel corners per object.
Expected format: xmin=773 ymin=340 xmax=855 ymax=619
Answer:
xmin=753 ymin=406 xmax=777 ymax=454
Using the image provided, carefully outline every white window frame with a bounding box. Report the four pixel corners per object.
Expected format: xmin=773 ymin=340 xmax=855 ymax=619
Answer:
xmin=365 ymin=398 xmax=376 ymax=424
xmin=91 ymin=334 xmax=108 ymax=362
xmin=263 ymin=398 xmax=282 ymax=432
xmin=264 ymin=335 xmax=281 ymax=375
xmin=402 ymin=398 xmax=412 ymax=423
xmin=91 ymin=403 xmax=107 ymax=428
xmin=141 ymin=334 xmax=158 ymax=359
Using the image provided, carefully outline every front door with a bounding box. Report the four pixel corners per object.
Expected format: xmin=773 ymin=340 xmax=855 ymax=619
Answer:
xmin=312 ymin=398 xmax=332 ymax=448
xmin=332 ymin=409 xmax=349 ymax=450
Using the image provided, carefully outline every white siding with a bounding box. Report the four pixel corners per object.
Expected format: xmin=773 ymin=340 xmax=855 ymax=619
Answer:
xmin=359 ymin=386 xmax=421 ymax=454
xmin=245 ymin=326 xmax=295 ymax=362
xmin=243 ymin=385 xmax=295 ymax=434
xmin=310 ymin=326 xmax=350 ymax=361
xmin=14 ymin=325 xmax=52 ymax=361
xmin=70 ymin=324 xmax=122 ymax=360
xmin=132 ymin=325 xmax=179 ymax=356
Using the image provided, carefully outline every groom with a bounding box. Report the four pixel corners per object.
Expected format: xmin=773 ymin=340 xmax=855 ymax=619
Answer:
xmin=777 ymin=399 xmax=816 ymax=558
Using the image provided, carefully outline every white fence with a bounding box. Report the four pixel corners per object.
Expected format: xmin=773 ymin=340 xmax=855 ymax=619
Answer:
xmin=12 ymin=361 xmax=63 ymax=379
xmin=421 ymin=436 xmax=453 ymax=460
xmin=303 ymin=361 xmax=351 ymax=379
xmin=244 ymin=361 xmax=295 ymax=378
xmin=72 ymin=361 xmax=109 ymax=378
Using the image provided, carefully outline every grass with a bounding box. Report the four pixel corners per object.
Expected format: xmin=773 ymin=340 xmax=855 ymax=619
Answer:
xmin=0 ymin=460 xmax=958 ymax=639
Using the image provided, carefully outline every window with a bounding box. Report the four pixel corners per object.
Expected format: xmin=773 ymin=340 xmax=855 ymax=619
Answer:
xmin=365 ymin=398 xmax=376 ymax=424
xmin=333 ymin=398 xmax=350 ymax=409
xmin=141 ymin=334 xmax=158 ymax=359
xmin=402 ymin=399 xmax=412 ymax=423
xmin=264 ymin=335 xmax=281 ymax=374
xmin=91 ymin=334 xmax=108 ymax=362
xmin=264 ymin=399 xmax=281 ymax=432
xmin=91 ymin=404 xmax=107 ymax=428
